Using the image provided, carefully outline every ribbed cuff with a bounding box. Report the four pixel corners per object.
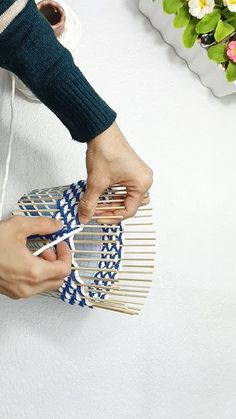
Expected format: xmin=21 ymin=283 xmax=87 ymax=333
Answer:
xmin=42 ymin=63 xmax=117 ymax=143
xmin=0 ymin=0 xmax=17 ymax=15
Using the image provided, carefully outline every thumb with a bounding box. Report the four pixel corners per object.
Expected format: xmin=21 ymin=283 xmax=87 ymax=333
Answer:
xmin=79 ymin=178 xmax=108 ymax=224
xmin=13 ymin=216 xmax=63 ymax=239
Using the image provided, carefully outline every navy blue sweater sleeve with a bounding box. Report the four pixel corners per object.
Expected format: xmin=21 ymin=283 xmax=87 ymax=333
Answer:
xmin=0 ymin=0 xmax=117 ymax=143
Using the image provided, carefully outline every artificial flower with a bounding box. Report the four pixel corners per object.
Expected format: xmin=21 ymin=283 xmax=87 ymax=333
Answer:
xmin=188 ymin=0 xmax=215 ymax=19
xmin=227 ymin=40 xmax=236 ymax=62
xmin=223 ymin=0 xmax=236 ymax=12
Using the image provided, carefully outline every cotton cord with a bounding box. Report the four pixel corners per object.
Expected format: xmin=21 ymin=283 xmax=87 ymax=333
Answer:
xmin=33 ymin=226 xmax=84 ymax=256
xmin=0 ymin=75 xmax=15 ymax=220
xmin=14 ymin=0 xmax=81 ymax=101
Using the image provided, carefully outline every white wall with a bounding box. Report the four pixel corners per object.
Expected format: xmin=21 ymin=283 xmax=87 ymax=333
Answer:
xmin=0 ymin=1 xmax=236 ymax=418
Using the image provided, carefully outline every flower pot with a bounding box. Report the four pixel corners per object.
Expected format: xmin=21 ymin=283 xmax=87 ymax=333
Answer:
xmin=139 ymin=0 xmax=236 ymax=97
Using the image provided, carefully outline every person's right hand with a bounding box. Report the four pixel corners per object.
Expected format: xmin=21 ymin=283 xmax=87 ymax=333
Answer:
xmin=0 ymin=216 xmax=71 ymax=299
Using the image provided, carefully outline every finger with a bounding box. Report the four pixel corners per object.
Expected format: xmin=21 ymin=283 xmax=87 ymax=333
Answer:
xmin=12 ymin=216 xmax=63 ymax=239
xmin=41 ymin=248 xmax=57 ymax=262
xmin=33 ymin=242 xmax=71 ymax=282
xmin=139 ymin=196 xmax=150 ymax=206
xmin=32 ymin=278 xmax=64 ymax=295
xmin=55 ymin=241 xmax=71 ymax=264
xmin=113 ymin=192 xmax=142 ymax=221
xmin=0 ymin=284 xmax=14 ymax=299
xmin=78 ymin=178 xmax=109 ymax=224
xmin=0 ymin=279 xmax=64 ymax=300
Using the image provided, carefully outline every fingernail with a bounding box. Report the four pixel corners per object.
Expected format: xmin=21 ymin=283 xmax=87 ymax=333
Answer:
xmin=79 ymin=215 xmax=89 ymax=225
xmin=78 ymin=210 xmax=89 ymax=225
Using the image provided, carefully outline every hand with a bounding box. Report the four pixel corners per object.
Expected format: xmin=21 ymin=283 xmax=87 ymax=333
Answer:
xmin=0 ymin=216 xmax=71 ymax=299
xmin=79 ymin=122 xmax=153 ymax=224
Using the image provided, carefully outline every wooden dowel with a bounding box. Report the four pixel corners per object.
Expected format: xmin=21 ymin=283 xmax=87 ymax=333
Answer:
xmin=124 ymin=222 xmax=153 ymax=226
xmin=70 ymin=250 xmax=115 ymax=255
xmin=73 ymin=267 xmax=153 ymax=275
xmin=73 ymin=239 xmax=117 ymax=244
xmin=72 ymin=266 xmax=118 ymax=273
xmin=125 ymin=237 xmax=156 ymax=241
xmin=115 ymin=278 xmax=153 ymax=282
xmin=91 ymin=215 xmax=124 ymax=219
xmin=15 ymin=206 xmax=152 ymax=213
xmin=101 ymin=191 xmax=127 ymax=196
xmin=73 ymin=257 xmax=155 ymax=262
xmin=79 ymin=284 xmax=148 ymax=298
xmin=122 ymin=264 xmax=154 ymax=269
xmin=79 ymin=284 xmax=120 ymax=291
xmin=83 ymin=285 xmax=149 ymax=294
xmin=122 ymin=244 xmax=155 ymax=247
xmin=123 ymin=231 xmax=156 ymax=234
xmin=93 ymin=304 xmax=137 ymax=315
xmin=106 ymin=186 xmax=126 ymax=191
xmin=115 ymin=284 xmax=151 ymax=290
xmin=73 ymin=257 xmax=116 ymax=263
xmin=125 ymin=251 xmax=156 ymax=254
xmin=105 ymin=291 xmax=147 ymax=299
xmin=82 ymin=296 xmax=144 ymax=306
xmin=78 ymin=275 xmax=152 ymax=283
xmin=121 ymin=258 xmax=155 ymax=261
xmin=95 ymin=206 xmax=126 ymax=210
xmin=28 ymin=238 xmax=118 ymax=244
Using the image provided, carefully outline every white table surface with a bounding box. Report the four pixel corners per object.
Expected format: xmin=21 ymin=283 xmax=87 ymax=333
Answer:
xmin=0 ymin=1 xmax=235 ymax=418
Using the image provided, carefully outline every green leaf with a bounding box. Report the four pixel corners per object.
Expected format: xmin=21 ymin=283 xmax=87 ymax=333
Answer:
xmin=225 ymin=15 xmax=236 ymax=29
xmin=173 ymin=4 xmax=190 ymax=28
xmin=226 ymin=61 xmax=236 ymax=81
xmin=214 ymin=19 xmax=234 ymax=42
xmin=182 ymin=19 xmax=198 ymax=48
xmin=221 ymin=7 xmax=233 ymax=19
xmin=163 ymin=0 xmax=184 ymax=14
xmin=195 ymin=10 xmax=221 ymax=34
xmin=207 ymin=43 xmax=228 ymax=62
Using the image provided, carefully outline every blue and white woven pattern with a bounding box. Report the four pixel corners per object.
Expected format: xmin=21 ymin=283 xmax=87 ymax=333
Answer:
xmin=17 ymin=180 xmax=123 ymax=308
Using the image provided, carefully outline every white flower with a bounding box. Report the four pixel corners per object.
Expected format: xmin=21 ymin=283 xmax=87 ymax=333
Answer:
xmin=224 ymin=0 xmax=236 ymax=12
xmin=188 ymin=0 xmax=215 ymax=19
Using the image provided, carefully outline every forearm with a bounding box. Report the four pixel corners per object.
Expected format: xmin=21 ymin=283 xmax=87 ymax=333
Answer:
xmin=0 ymin=0 xmax=116 ymax=142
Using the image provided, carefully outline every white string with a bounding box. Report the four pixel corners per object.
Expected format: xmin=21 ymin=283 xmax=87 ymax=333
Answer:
xmin=33 ymin=225 xmax=84 ymax=256
xmin=0 ymin=75 xmax=15 ymax=220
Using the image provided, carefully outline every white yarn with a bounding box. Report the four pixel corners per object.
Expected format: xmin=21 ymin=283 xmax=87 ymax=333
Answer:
xmin=13 ymin=0 xmax=81 ymax=101
xmin=0 ymin=76 xmax=15 ymax=220
xmin=33 ymin=225 xmax=84 ymax=256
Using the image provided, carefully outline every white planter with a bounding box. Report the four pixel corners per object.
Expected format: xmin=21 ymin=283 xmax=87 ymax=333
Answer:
xmin=139 ymin=0 xmax=236 ymax=97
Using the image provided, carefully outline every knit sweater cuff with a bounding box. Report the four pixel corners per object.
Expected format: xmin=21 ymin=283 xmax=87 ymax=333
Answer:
xmin=0 ymin=0 xmax=117 ymax=142
xmin=0 ymin=0 xmax=17 ymax=15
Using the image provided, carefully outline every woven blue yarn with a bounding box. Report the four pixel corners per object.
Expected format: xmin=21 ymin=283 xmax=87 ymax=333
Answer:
xmin=19 ymin=180 xmax=123 ymax=308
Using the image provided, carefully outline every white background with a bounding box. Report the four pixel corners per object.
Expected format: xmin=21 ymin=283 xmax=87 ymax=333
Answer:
xmin=0 ymin=0 xmax=236 ymax=418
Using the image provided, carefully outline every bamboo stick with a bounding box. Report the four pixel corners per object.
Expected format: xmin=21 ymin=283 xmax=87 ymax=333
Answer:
xmin=72 ymin=267 xmax=152 ymax=274
xmin=92 ymin=304 xmax=137 ymax=315
xmin=78 ymin=275 xmax=152 ymax=283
